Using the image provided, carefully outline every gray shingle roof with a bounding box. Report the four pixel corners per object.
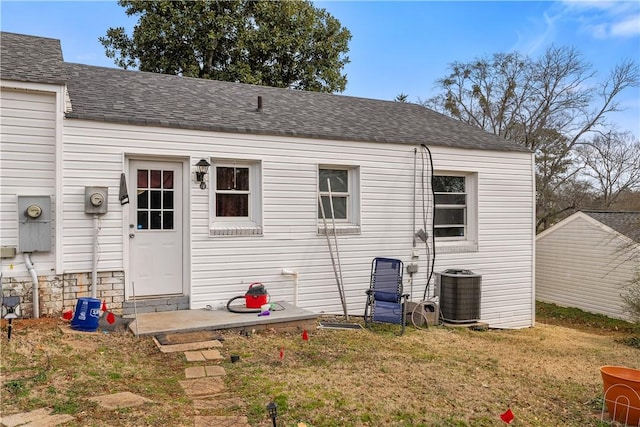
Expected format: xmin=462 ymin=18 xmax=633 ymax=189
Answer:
xmin=2 ymin=32 xmax=529 ymax=152
xmin=583 ymin=211 xmax=640 ymax=243
xmin=0 ymin=32 xmax=67 ymax=84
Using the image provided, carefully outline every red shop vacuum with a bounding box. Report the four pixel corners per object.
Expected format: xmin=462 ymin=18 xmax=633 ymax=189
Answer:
xmin=226 ymin=283 xmax=270 ymax=313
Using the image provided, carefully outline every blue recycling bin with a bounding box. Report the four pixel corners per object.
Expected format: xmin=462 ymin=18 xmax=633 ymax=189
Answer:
xmin=70 ymin=297 xmax=101 ymax=332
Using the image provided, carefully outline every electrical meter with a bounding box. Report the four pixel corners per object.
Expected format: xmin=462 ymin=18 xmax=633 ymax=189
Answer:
xmin=84 ymin=187 xmax=108 ymax=214
xmin=26 ymin=204 xmax=43 ymax=219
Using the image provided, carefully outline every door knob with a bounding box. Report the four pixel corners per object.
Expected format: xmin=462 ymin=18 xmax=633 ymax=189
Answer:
xmin=129 ymin=233 xmax=135 ymax=239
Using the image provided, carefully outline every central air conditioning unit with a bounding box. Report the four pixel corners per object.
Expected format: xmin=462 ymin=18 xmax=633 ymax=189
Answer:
xmin=436 ymin=269 xmax=481 ymax=323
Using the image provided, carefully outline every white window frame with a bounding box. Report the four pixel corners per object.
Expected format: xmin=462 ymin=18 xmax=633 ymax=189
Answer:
xmin=210 ymin=159 xmax=262 ymax=236
xmin=317 ymin=164 xmax=361 ymax=235
xmin=434 ymin=171 xmax=477 ymax=252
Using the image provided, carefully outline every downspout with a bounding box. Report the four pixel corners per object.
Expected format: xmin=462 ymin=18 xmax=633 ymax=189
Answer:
xmin=281 ymin=269 xmax=299 ymax=306
xmin=24 ymin=253 xmax=39 ymax=319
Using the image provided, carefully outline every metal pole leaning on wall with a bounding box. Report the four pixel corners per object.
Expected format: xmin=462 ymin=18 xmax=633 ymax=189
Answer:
xmin=327 ymin=179 xmax=348 ymax=320
xmin=318 ymin=185 xmax=348 ymax=321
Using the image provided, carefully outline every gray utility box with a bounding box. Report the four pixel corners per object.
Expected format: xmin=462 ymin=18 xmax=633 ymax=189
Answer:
xmin=18 ymin=195 xmax=52 ymax=252
xmin=436 ymin=269 xmax=481 ymax=323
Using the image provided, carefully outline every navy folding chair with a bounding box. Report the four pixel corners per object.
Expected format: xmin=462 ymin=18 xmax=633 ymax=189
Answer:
xmin=364 ymin=257 xmax=408 ymax=335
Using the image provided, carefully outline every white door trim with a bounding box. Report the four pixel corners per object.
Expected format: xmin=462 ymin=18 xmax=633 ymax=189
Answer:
xmin=123 ymin=155 xmax=191 ymax=299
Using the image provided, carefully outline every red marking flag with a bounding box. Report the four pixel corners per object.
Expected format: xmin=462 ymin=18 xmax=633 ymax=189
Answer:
xmin=101 ymin=300 xmax=108 ymax=311
xmin=302 ymin=330 xmax=309 ymax=341
xmin=500 ymin=408 xmax=514 ymax=424
xmin=279 ymin=347 xmax=284 ymax=359
xmin=106 ymin=311 xmax=116 ymax=324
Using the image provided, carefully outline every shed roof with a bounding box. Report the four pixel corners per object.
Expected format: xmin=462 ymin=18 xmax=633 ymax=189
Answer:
xmin=2 ymin=31 xmax=529 ymax=152
xmin=583 ymin=211 xmax=640 ymax=243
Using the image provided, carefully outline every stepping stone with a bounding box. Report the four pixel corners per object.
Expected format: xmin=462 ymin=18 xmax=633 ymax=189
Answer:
xmin=194 ymin=415 xmax=250 ymax=427
xmin=154 ymin=338 xmax=223 ymax=353
xmin=88 ymin=391 xmax=152 ymax=410
xmin=0 ymin=408 xmax=74 ymax=427
xmin=205 ymin=365 xmax=226 ymax=377
xmin=184 ymin=351 xmax=206 ymax=362
xmin=185 ymin=366 xmax=206 ymax=379
xmin=179 ymin=377 xmax=225 ymax=397
xmin=201 ymin=349 xmax=224 ymax=361
xmin=193 ymin=397 xmax=245 ymax=411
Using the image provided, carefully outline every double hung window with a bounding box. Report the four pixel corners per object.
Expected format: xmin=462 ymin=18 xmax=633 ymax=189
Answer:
xmin=210 ymin=160 xmax=262 ymax=236
xmin=318 ymin=166 xmax=360 ymax=234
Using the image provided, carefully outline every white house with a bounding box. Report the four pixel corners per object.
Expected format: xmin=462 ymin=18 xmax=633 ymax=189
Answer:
xmin=0 ymin=32 xmax=536 ymax=328
xmin=536 ymin=211 xmax=640 ymax=322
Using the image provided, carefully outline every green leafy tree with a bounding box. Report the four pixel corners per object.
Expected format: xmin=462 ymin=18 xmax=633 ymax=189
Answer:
xmin=100 ymin=0 xmax=351 ymax=92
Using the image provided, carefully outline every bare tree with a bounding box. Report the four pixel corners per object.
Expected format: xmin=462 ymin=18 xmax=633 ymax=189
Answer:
xmin=426 ymin=46 xmax=639 ymax=229
xmin=577 ymin=131 xmax=640 ymax=208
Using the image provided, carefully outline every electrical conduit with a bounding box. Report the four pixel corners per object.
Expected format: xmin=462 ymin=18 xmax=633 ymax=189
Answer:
xmin=24 ymin=252 xmax=39 ymax=319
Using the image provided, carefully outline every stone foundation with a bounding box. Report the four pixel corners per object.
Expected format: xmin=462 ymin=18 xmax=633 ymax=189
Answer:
xmin=1 ymin=271 xmax=125 ymax=317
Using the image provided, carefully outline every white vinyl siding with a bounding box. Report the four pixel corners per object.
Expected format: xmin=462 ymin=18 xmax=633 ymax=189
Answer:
xmin=536 ymin=213 xmax=638 ymax=321
xmin=0 ymin=88 xmax=57 ymax=276
xmin=59 ymin=118 xmax=534 ymax=328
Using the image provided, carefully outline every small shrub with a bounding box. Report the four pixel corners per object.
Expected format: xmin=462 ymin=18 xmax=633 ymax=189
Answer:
xmin=621 ymin=268 xmax=640 ymax=323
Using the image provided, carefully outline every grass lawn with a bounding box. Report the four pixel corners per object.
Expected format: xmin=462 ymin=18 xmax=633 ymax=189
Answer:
xmin=1 ymin=302 xmax=638 ymax=426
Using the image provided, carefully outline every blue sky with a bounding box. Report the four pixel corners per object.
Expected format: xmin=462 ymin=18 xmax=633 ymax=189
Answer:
xmin=2 ymin=1 xmax=639 ymax=137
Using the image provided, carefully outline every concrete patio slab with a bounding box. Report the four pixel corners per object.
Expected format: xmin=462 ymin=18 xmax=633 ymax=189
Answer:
xmin=128 ymin=301 xmax=318 ymax=336
xmin=205 ymin=366 xmax=226 ymax=377
xmin=201 ymin=349 xmax=224 ymax=361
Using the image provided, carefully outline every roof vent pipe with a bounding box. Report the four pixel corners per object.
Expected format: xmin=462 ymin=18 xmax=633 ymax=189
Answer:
xmin=257 ymin=96 xmax=263 ymax=112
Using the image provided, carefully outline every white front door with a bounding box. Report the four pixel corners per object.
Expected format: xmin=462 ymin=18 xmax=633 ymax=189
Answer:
xmin=129 ymin=160 xmax=183 ymax=296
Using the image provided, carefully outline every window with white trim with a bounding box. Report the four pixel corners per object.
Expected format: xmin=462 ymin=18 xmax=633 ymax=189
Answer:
xmin=211 ymin=159 xmax=262 ymax=236
xmin=433 ymin=173 xmax=477 ymax=247
xmin=318 ymin=165 xmax=360 ymax=234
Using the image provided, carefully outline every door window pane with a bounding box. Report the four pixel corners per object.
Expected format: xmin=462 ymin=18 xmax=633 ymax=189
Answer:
xmin=163 ymin=171 xmax=173 ymax=189
xmin=163 ymin=191 xmax=174 ymax=209
xmin=137 ymin=190 xmax=148 ymax=209
xmin=137 ymin=211 xmax=148 ymax=230
xmin=137 ymin=168 xmax=176 ymax=231
xmin=163 ymin=211 xmax=174 ymax=229
xmin=150 ymin=191 xmax=162 ymax=209
xmin=150 ymin=211 xmax=162 ymax=229
xmin=150 ymin=170 xmax=161 ymax=188
xmin=137 ymin=170 xmax=148 ymax=188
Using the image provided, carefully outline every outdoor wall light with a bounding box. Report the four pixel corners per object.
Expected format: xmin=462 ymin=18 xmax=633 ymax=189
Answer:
xmin=195 ymin=158 xmax=211 ymax=189
xmin=266 ymin=401 xmax=277 ymax=426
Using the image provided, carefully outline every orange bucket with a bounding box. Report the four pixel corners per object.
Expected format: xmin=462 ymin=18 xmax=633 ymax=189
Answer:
xmin=600 ymin=365 xmax=640 ymax=425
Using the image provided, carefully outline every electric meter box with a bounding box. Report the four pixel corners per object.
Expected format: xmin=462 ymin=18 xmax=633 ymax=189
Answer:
xmin=18 ymin=195 xmax=52 ymax=252
xmin=84 ymin=187 xmax=108 ymax=214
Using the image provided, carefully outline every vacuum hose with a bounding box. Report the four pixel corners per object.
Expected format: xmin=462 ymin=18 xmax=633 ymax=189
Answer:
xmin=226 ymin=295 xmax=262 ymax=313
